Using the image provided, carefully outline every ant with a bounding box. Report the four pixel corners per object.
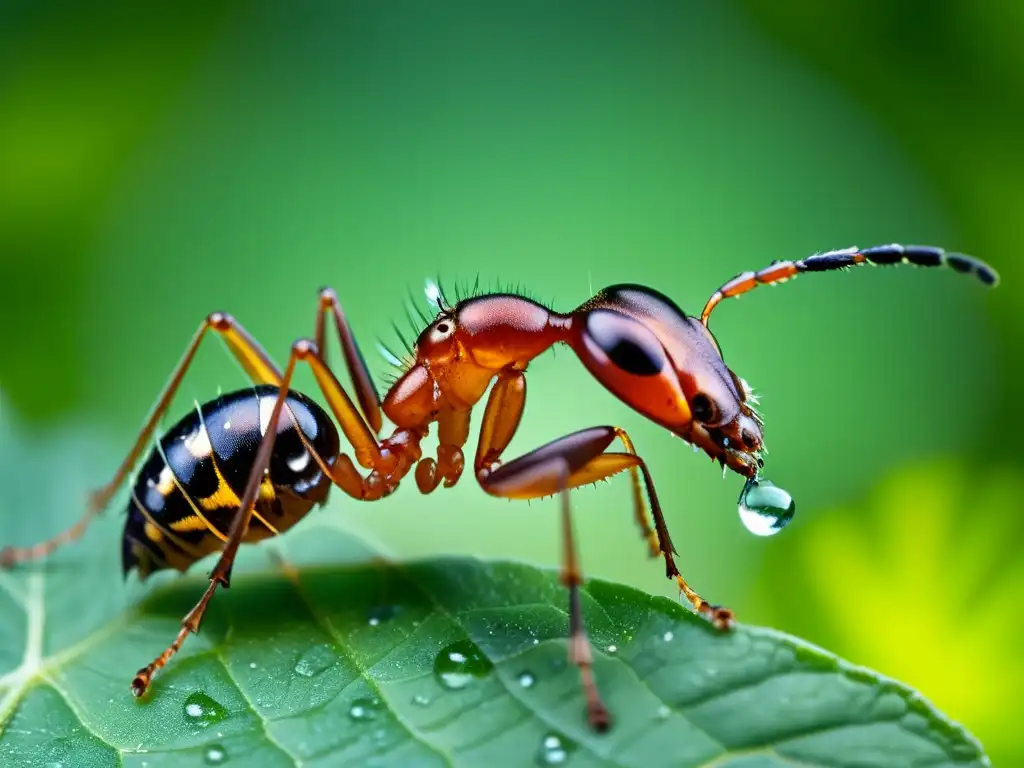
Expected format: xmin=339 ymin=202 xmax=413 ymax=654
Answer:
xmin=0 ymin=244 xmax=998 ymax=732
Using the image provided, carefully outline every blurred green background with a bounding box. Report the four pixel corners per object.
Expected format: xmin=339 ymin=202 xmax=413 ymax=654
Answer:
xmin=2 ymin=0 xmax=1021 ymax=763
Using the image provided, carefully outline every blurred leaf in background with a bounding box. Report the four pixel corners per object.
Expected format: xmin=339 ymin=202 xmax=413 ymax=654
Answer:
xmin=0 ymin=0 xmax=237 ymax=420
xmin=753 ymin=459 xmax=1024 ymax=764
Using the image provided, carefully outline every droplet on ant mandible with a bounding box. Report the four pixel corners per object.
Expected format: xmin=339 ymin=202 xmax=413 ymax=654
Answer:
xmin=738 ymin=477 xmax=795 ymax=536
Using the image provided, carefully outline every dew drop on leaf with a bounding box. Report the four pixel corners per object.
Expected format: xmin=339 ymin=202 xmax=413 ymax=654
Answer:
xmin=517 ymin=671 xmax=535 ymax=688
xmin=204 ymin=745 xmax=228 ymax=765
xmin=411 ymin=693 xmax=431 ymax=707
xmin=657 ymin=705 xmax=671 ymax=720
xmin=433 ymin=640 xmax=494 ymax=690
xmin=662 ymin=631 xmax=674 ymax=642
xmin=536 ymin=733 xmax=576 ymax=766
xmin=348 ymin=697 xmax=382 ymax=721
xmin=738 ymin=476 xmax=796 ymax=536
xmin=294 ymin=643 xmax=337 ymax=678
xmin=182 ymin=692 xmax=228 ymax=728
xmin=368 ymin=603 xmax=399 ymax=627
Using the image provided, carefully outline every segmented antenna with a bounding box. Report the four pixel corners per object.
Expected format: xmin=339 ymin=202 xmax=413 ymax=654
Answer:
xmin=700 ymin=244 xmax=999 ymax=327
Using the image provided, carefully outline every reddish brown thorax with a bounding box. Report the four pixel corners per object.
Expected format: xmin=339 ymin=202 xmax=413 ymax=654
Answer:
xmin=381 ymin=286 xmax=763 ymax=478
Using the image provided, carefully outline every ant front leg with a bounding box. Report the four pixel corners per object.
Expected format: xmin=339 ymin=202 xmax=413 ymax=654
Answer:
xmin=415 ymin=406 xmax=470 ymax=493
xmin=476 ymin=372 xmax=724 ymax=620
xmin=473 ymin=375 xmax=733 ymax=732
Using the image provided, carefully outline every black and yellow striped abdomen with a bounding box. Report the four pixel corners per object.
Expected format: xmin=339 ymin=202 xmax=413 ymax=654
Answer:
xmin=122 ymin=385 xmax=341 ymax=579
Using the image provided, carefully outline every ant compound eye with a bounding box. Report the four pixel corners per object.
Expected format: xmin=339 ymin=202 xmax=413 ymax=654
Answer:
xmin=429 ymin=319 xmax=455 ymax=345
xmin=584 ymin=309 xmax=665 ymax=377
xmin=690 ymin=393 xmax=718 ymax=423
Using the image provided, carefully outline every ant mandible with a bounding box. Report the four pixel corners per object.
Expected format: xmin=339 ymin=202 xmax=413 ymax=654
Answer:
xmin=0 ymin=244 xmax=999 ymax=732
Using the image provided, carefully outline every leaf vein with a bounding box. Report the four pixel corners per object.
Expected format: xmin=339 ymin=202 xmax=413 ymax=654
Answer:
xmin=212 ymin=649 xmax=304 ymax=767
xmin=277 ymin=559 xmax=458 ymax=768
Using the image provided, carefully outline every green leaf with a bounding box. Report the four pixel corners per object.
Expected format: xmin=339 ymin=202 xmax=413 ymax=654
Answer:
xmin=0 ymin=406 xmax=990 ymax=767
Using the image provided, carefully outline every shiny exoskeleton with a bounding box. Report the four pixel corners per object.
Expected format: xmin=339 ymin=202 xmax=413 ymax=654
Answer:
xmin=0 ymin=243 xmax=999 ymax=734
xmin=123 ymin=386 xmax=339 ymax=579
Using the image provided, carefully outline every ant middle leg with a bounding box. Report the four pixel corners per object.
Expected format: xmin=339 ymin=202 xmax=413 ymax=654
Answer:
xmin=475 ymin=372 xmax=726 ymax=623
xmin=478 ymin=425 xmax=733 ymax=628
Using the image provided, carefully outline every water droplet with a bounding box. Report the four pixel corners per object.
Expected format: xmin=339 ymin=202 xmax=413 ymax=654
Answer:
xmin=411 ymin=693 xmax=431 ymax=707
xmin=517 ymin=671 xmax=535 ymax=688
xmin=536 ymin=733 xmax=576 ymax=765
xmin=606 ymin=644 xmax=617 ymax=653
xmin=182 ymin=692 xmax=228 ymax=728
xmin=433 ymin=640 xmax=494 ymax=690
xmin=204 ymin=745 xmax=227 ymax=765
xmin=738 ymin=477 xmax=795 ymax=536
xmin=657 ymin=704 xmax=671 ymax=720
xmin=248 ymin=662 xmax=257 ymax=670
xmin=367 ymin=604 xmax=398 ymax=627
xmin=294 ymin=644 xmax=337 ymax=678
xmin=531 ymin=638 xmax=539 ymax=646
xmin=663 ymin=630 xmax=674 ymax=642
xmin=348 ymin=697 xmax=381 ymax=721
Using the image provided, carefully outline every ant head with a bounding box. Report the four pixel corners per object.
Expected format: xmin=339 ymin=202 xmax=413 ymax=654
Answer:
xmin=571 ymin=284 xmax=762 ymax=478
xmin=415 ymin=310 xmax=458 ymax=366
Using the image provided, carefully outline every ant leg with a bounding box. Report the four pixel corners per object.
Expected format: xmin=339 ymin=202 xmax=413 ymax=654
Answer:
xmin=3 ymin=288 xmax=389 ymax=568
xmin=415 ymin=406 xmax=470 ymax=493
xmin=477 ymin=372 xmax=659 ymax=558
xmin=131 ymin=335 xmax=427 ymax=696
xmin=131 ymin=339 xmax=310 ymax=696
xmin=0 ymin=313 xmax=282 ymax=568
xmin=611 ymin=428 xmax=662 ymax=559
xmin=477 ymin=444 xmax=610 ymax=729
xmin=478 ymin=426 xmax=733 ymax=631
xmin=556 ymin=461 xmax=611 ymax=731
xmin=289 ymin=346 xmax=426 ymax=500
xmin=315 ymin=287 xmax=382 ymax=434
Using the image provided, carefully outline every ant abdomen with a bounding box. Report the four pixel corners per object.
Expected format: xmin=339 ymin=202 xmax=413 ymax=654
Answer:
xmin=122 ymin=385 xmax=340 ymax=579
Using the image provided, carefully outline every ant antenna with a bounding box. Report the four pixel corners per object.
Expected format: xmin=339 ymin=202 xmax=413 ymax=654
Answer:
xmin=700 ymin=244 xmax=999 ymax=327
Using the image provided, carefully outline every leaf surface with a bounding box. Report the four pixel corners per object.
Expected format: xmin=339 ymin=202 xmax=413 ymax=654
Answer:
xmin=0 ymin=411 xmax=990 ymax=768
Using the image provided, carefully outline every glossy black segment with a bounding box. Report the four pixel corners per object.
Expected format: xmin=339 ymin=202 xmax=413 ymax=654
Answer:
xmin=900 ymin=246 xmax=944 ymax=266
xmin=121 ymin=385 xmax=340 ymax=579
xmin=583 ymin=308 xmax=666 ymax=376
xmin=801 ymin=252 xmax=859 ymax=270
xmin=945 ymin=253 xmax=974 ymax=274
xmin=976 ymin=263 xmax=1000 ymax=286
xmin=859 ymin=244 xmax=905 ymax=264
xmin=791 ymin=245 xmax=998 ymax=289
